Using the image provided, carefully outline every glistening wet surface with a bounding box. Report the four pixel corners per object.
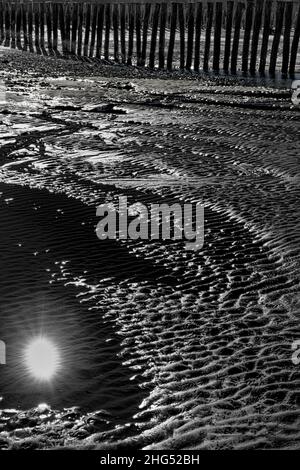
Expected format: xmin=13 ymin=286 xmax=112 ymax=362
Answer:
xmin=0 ymin=49 xmax=299 ymax=449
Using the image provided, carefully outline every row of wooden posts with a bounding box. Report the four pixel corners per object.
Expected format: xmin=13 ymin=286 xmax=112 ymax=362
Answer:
xmin=0 ymin=1 xmax=299 ymax=76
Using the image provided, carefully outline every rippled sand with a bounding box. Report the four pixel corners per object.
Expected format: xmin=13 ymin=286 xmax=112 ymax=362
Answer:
xmin=0 ymin=48 xmax=299 ymax=450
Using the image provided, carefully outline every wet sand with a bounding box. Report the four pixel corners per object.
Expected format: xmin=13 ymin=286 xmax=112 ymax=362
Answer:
xmin=0 ymin=47 xmax=299 ymax=450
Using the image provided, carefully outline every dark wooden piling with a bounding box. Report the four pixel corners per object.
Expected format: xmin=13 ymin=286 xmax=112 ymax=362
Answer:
xmin=281 ymin=1 xmax=293 ymax=75
xmin=159 ymin=3 xmax=167 ymax=69
xmin=178 ymin=3 xmax=185 ymax=69
xmin=59 ymin=3 xmax=66 ymax=55
xmin=34 ymin=3 xmax=41 ymax=52
xmin=167 ymin=2 xmax=177 ymax=70
xmin=90 ymin=4 xmax=98 ymax=58
xmin=16 ymin=2 xmax=22 ymax=49
xmin=104 ymin=3 xmax=111 ymax=61
xmin=83 ymin=3 xmax=91 ymax=57
xmin=230 ymin=2 xmax=244 ymax=73
xmin=241 ymin=0 xmax=254 ymax=73
xmin=0 ymin=2 xmax=4 ymax=45
xmin=136 ymin=4 xmax=142 ymax=65
xmin=22 ymin=2 xmax=29 ymax=51
xmin=250 ymin=0 xmax=263 ymax=74
xmin=11 ymin=2 xmax=16 ymax=49
xmin=28 ymin=2 xmax=34 ymax=51
xmin=269 ymin=1 xmax=285 ymax=75
xmin=4 ymin=2 xmax=10 ymax=47
xmin=52 ymin=2 xmax=58 ymax=53
xmin=77 ymin=2 xmax=83 ymax=56
xmin=289 ymin=4 xmax=300 ymax=76
xmin=95 ymin=4 xmax=104 ymax=59
xmin=213 ymin=2 xmax=223 ymax=72
xmin=120 ymin=4 xmax=126 ymax=63
xmin=141 ymin=3 xmax=151 ymax=66
xmin=194 ymin=2 xmax=202 ymax=72
xmin=149 ymin=3 xmax=160 ymax=68
xmin=71 ymin=3 xmax=78 ymax=55
xmin=46 ymin=2 xmax=53 ymax=54
xmin=186 ymin=3 xmax=195 ymax=70
xmin=223 ymin=1 xmax=234 ymax=72
xmin=64 ymin=3 xmax=71 ymax=54
xmin=40 ymin=2 xmax=46 ymax=52
xmin=112 ymin=4 xmax=119 ymax=62
xmin=127 ymin=4 xmax=135 ymax=65
xmin=259 ymin=0 xmax=272 ymax=74
xmin=203 ymin=2 xmax=214 ymax=71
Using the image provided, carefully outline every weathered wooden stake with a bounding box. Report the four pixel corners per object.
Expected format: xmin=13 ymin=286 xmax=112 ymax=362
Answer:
xmin=46 ymin=2 xmax=53 ymax=54
xmin=95 ymin=4 xmax=104 ymax=59
xmin=136 ymin=4 xmax=142 ymax=65
xmin=231 ymin=2 xmax=244 ymax=73
xmin=83 ymin=3 xmax=91 ymax=57
xmin=149 ymin=3 xmax=160 ymax=68
xmin=242 ymin=0 xmax=254 ymax=73
xmin=141 ymin=3 xmax=151 ymax=66
xmin=289 ymin=4 xmax=300 ymax=76
xmin=52 ymin=3 xmax=58 ymax=53
xmin=186 ymin=3 xmax=195 ymax=70
xmin=127 ymin=4 xmax=135 ymax=65
xmin=71 ymin=3 xmax=78 ymax=55
xmin=223 ymin=1 xmax=234 ymax=72
xmin=104 ymin=3 xmax=111 ymax=61
xmin=11 ymin=2 xmax=16 ymax=49
xmin=28 ymin=2 xmax=34 ymax=51
xmin=194 ymin=2 xmax=203 ymax=72
xmin=40 ymin=2 xmax=45 ymax=52
xmin=90 ymin=4 xmax=98 ymax=58
xmin=259 ymin=0 xmax=272 ymax=74
xmin=167 ymin=2 xmax=177 ymax=70
xmin=269 ymin=1 xmax=285 ymax=75
xmin=250 ymin=0 xmax=263 ymax=74
xmin=22 ymin=2 xmax=29 ymax=51
xmin=213 ymin=2 xmax=223 ymax=72
xmin=204 ymin=2 xmax=214 ymax=71
xmin=4 ymin=2 xmax=10 ymax=47
xmin=178 ymin=3 xmax=185 ymax=69
xmin=34 ymin=3 xmax=41 ymax=52
xmin=77 ymin=2 xmax=83 ymax=56
xmin=112 ymin=4 xmax=119 ymax=62
xmin=281 ymin=1 xmax=293 ymax=75
xmin=159 ymin=3 xmax=167 ymax=69
xmin=16 ymin=2 xmax=21 ymax=49
xmin=0 ymin=2 xmax=4 ymax=44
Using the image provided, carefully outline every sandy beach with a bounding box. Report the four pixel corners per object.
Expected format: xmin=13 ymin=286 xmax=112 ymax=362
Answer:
xmin=0 ymin=46 xmax=299 ymax=450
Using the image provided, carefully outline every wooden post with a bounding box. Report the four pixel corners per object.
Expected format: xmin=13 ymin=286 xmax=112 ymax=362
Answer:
xmin=230 ymin=2 xmax=244 ymax=73
xmin=40 ymin=2 xmax=45 ymax=52
xmin=71 ymin=3 xmax=78 ymax=55
xmin=59 ymin=3 xmax=66 ymax=55
xmin=194 ymin=3 xmax=203 ymax=72
xmin=269 ymin=1 xmax=285 ymax=75
xmin=77 ymin=2 xmax=83 ymax=56
xmin=223 ymin=1 xmax=234 ymax=72
xmin=16 ymin=2 xmax=22 ymax=49
xmin=178 ymin=3 xmax=185 ymax=69
xmin=186 ymin=3 xmax=195 ymax=70
xmin=95 ymin=4 xmax=104 ymax=59
xmin=90 ymin=4 xmax=98 ymax=58
xmin=213 ymin=2 xmax=223 ymax=72
xmin=64 ymin=3 xmax=71 ymax=55
xmin=104 ymin=3 xmax=111 ymax=61
xmin=281 ymin=1 xmax=293 ymax=76
xmin=22 ymin=2 xmax=28 ymax=51
xmin=204 ymin=2 xmax=214 ymax=71
xmin=149 ymin=3 xmax=160 ymax=68
xmin=46 ymin=2 xmax=53 ymax=54
xmin=136 ymin=4 xmax=142 ymax=65
xmin=120 ymin=4 xmax=126 ymax=63
xmin=250 ymin=0 xmax=263 ymax=74
xmin=4 ymin=2 xmax=10 ymax=47
xmin=289 ymin=4 xmax=300 ymax=76
xmin=52 ymin=2 xmax=58 ymax=53
xmin=141 ymin=3 xmax=151 ymax=66
xmin=0 ymin=1 xmax=4 ymax=45
xmin=83 ymin=3 xmax=91 ymax=57
xmin=112 ymin=4 xmax=119 ymax=62
xmin=11 ymin=2 xmax=16 ymax=49
xmin=159 ymin=3 xmax=167 ymax=69
xmin=28 ymin=1 xmax=34 ymax=51
xmin=127 ymin=4 xmax=134 ymax=65
xmin=242 ymin=0 xmax=254 ymax=73
xmin=34 ymin=3 xmax=40 ymax=53
xmin=167 ymin=2 xmax=177 ymax=70
xmin=259 ymin=0 xmax=272 ymax=74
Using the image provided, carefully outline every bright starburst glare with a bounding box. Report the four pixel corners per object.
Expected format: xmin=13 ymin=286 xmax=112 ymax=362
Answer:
xmin=24 ymin=337 xmax=60 ymax=381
